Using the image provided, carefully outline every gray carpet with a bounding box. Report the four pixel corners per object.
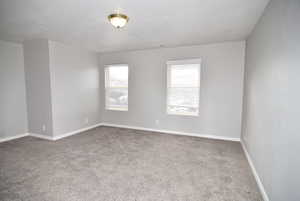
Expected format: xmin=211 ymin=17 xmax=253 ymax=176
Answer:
xmin=0 ymin=126 xmax=262 ymax=201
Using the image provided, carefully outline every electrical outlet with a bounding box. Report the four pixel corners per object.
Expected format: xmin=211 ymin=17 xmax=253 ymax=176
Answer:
xmin=85 ymin=117 xmax=89 ymax=124
xmin=42 ymin=125 xmax=46 ymax=132
xmin=155 ymin=120 xmax=160 ymax=125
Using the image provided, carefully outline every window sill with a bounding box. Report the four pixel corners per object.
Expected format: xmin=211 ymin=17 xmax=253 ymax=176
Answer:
xmin=166 ymin=112 xmax=199 ymax=117
xmin=106 ymin=108 xmax=128 ymax=112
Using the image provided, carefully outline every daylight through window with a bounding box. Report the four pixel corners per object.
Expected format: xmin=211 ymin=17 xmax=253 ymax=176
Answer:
xmin=105 ymin=65 xmax=128 ymax=111
xmin=167 ymin=59 xmax=201 ymax=116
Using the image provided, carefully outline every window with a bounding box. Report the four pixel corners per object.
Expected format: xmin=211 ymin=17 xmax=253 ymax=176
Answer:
xmin=105 ymin=65 xmax=128 ymax=111
xmin=167 ymin=59 xmax=201 ymax=116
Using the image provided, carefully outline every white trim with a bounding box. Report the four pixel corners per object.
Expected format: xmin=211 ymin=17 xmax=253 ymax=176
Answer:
xmin=101 ymin=123 xmax=240 ymax=142
xmin=28 ymin=123 xmax=103 ymax=141
xmin=53 ymin=123 xmax=103 ymax=140
xmin=106 ymin=107 xmax=128 ymax=112
xmin=0 ymin=133 xmax=29 ymax=143
xmin=29 ymin=133 xmax=54 ymax=141
xmin=167 ymin=58 xmax=202 ymax=65
xmin=104 ymin=63 xmax=128 ymax=68
xmin=0 ymin=123 xmax=240 ymax=143
xmin=241 ymin=140 xmax=270 ymax=201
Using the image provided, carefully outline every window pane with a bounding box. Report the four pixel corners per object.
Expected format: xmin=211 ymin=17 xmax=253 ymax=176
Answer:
xmin=107 ymin=66 xmax=128 ymax=87
xmin=106 ymin=88 xmax=128 ymax=110
xmin=168 ymin=87 xmax=199 ymax=115
xmin=167 ymin=105 xmax=199 ymax=115
xmin=167 ymin=60 xmax=200 ymax=116
xmin=105 ymin=65 xmax=128 ymax=111
xmin=170 ymin=64 xmax=200 ymax=87
xmin=168 ymin=87 xmax=199 ymax=107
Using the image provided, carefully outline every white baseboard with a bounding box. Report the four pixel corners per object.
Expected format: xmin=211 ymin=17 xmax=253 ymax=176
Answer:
xmin=241 ymin=140 xmax=269 ymax=201
xmin=101 ymin=123 xmax=240 ymax=142
xmin=1 ymin=123 xmax=239 ymax=143
xmin=29 ymin=133 xmax=54 ymax=141
xmin=29 ymin=123 xmax=103 ymax=141
xmin=53 ymin=123 xmax=103 ymax=140
xmin=0 ymin=133 xmax=29 ymax=143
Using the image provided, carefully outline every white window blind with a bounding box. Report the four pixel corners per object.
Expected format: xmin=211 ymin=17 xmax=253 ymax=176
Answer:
xmin=105 ymin=65 xmax=128 ymax=111
xmin=167 ymin=59 xmax=201 ymax=116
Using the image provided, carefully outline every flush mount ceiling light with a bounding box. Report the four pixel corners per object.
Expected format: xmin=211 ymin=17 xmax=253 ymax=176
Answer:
xmin=108 ymin=13 xmax=129 ymax=28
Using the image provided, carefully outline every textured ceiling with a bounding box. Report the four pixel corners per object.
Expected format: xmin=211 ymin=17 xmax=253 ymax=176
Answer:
xmin=0 ymin=0 xmax=269 ymax=53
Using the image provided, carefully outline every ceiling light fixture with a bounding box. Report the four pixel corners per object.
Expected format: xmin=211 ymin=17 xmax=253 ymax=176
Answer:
xmin=108 ymin=13 xmax=129 ymax=28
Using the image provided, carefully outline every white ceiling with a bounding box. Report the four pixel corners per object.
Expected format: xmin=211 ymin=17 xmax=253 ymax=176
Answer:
xmin=0 ymin=0 xmax=269 ymax=53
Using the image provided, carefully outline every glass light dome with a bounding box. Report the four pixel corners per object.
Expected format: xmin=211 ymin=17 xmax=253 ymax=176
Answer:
xmin=108 ymin=14 xmax=129 ymax=28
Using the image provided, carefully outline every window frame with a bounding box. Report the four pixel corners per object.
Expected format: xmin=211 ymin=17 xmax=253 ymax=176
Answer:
xmin=104 ymin=64 xmax=129 ymax=111
xmin=166 ymin=59 xmax=201 ymax=116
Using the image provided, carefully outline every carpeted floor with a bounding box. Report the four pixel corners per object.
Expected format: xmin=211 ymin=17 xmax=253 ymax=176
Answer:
xmin=0 ymin=126 xmax=262 ymax=201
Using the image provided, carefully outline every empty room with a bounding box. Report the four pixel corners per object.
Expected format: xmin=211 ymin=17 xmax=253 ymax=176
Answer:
xmin=0 ymin=0 xmax=299 ymax=201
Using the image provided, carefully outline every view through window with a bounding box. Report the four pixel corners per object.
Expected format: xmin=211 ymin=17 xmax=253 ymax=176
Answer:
xmin=105 ymin=65 xmax=128 ymax=111
xmin=167 ymin=60 xmax=200 ymax=116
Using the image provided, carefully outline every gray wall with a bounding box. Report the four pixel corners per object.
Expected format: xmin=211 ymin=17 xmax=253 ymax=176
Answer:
xmin=49 ymin=41 xmax=101 ymax=136
xmin=0 ymin=40 xmax=28 ymax=139
xmin=100 ymin=41 xmax=245 ymax=139
xmin=242 ymin=0 xmax=300 ymax=200
xmin=23 ymin=39 xmax=53 ymax=136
